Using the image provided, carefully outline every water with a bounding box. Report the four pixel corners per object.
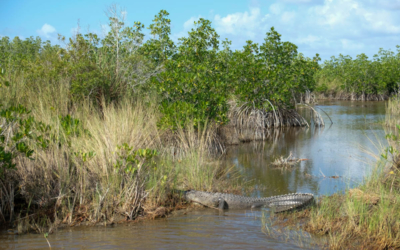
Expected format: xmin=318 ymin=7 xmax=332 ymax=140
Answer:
xmin=0 ymin=101 xmax=387 ymax=249
xmin=223 ymin=100 xmax=387 ymax=197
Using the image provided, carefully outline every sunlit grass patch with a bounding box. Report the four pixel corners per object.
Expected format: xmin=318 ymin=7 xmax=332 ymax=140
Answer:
xmin=385 ymin=94 xmax=400 ymax=128
xmin=271 ymin=159 xmax=400 ymax=249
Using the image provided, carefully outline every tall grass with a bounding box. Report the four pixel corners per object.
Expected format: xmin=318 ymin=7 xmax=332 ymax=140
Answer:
xmin=385 ymin=94 xmax=400 ymax=128
xmin=0 ymin=76 xmax=237 ymax=231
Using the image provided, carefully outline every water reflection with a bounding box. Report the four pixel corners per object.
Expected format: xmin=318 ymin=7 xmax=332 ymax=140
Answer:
xmin=223 ymin=100 xmax=387 ymax=197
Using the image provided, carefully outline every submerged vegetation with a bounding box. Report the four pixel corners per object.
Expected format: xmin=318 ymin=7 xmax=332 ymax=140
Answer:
xmin=315 ymin=47 xmax=400 ymax=100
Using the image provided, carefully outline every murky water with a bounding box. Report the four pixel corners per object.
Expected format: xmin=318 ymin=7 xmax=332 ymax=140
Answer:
xmin=224 ymin=100 xmax=387 ymax=197
xmin=0 ymin=101 xmax=387 ymax=249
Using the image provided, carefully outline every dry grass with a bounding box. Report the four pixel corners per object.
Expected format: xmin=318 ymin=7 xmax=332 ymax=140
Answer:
xmin=0 ymin=77 xmax=238 ymax=232
xmin=271 ymin=152 xmax=308 ymax=169
xmin=385 ymin=94 xmax=400 ymax=128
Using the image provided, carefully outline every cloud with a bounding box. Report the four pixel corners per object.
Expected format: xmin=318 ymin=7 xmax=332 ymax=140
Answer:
xmin=170 ymin=15 xmax=202 ymax=42
xmin=380 ymin=0 xmax=400 ymax=10
xmin=269 ymin=3 xmax=283 ymax=15
xmin=280 ymin=11 xmax=296 ymax=23
xmin=278 ymin=0 xmax=324 ymax=4
xmin=36 ymin=24 xmax=56 ymax=39
xmin=175 ymin=0 xmax=400 ymax=60
xmin=213 ymin=8 xmax=261 ymax=39
xmin=183 ymin=16 xmax=201 ymax=30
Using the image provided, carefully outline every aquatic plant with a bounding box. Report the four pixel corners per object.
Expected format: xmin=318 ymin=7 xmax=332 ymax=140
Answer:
xmin=271 ymin=152 xmax=304 ymax=169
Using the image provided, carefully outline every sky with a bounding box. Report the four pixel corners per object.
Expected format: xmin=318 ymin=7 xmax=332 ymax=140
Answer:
xmin=1 ymin=0 xmax=400 ymax=62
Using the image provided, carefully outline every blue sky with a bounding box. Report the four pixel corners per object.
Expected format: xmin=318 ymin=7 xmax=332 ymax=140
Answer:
xmin=1 ymin=0 xmax=400 ymax=61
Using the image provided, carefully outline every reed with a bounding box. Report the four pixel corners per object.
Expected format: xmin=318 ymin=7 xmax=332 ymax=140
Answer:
xmin=0 ymin=76 xmax=237 ymax=231
xmin=385 ymin=94 xmax=400 ymax=128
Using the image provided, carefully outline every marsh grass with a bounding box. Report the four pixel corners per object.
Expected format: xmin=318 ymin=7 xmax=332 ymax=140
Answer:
xmin=0 ymin=77 xmax=238 ymax=232
xmin=385 ymin=94 xmax=400 ymax=128
xmin=269 ymin=155 xmax=400 ymax=249
xmin=265 ymin=101 xmax=400 ymax=249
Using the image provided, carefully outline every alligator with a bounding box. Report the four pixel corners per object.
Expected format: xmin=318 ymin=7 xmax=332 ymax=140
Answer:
xmin=181 ymin=190 xmax=314 ymax=213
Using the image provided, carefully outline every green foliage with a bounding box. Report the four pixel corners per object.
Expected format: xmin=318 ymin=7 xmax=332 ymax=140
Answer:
xmin=0 ymin=68 xmax=10 ymax=88
xmin=228 ymin=28 xmax=320 ymax=110
xmin=154 ymin=18 xmax=230 ymax=128
xmin=142 ymin=10 xmax=175 ymax=64
xmin=315 ymin=46 xmax=400 ymax=96
xmin=58 ymin=114 xmax=90 ymax=147
xmin=114 ymin=143 xmax=157 ymax=174
xmin=151 ymin=20 xmax=320 ymax=129
xmin=382 ymin=125 xmax=400 ymax=160
xmin=73 ymin=150 xmax=96 ymax=162
xmin=59 ymin=114 xmax=89 ymax=137
xmin=0 ymin=9 xmax=322 ymax=131
xmin=0 ymin=104 xmax=51 ymax=178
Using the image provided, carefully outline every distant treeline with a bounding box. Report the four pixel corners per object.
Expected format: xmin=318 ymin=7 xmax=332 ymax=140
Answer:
xmin=315 ymin=47 xmax=400 ymax=100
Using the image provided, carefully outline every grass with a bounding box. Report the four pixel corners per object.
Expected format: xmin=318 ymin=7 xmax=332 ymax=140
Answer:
xmin=385 ymin=94 xmax=400 ymax=128
xmin=261 ymin=94 xmax=400 ymax=249
xmin=0 ymin=76 xmax=239 ymax=233
xmin=265 ymin=133 xmax=400 ymax=249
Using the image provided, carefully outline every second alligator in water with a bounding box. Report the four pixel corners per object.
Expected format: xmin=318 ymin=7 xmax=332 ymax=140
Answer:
xmin=183 ymin=190 xmax=314 ymax=213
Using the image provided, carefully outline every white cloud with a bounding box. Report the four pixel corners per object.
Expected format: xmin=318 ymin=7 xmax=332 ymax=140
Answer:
xmin=269 ymin=3 xmax=283 ymax=15
xmin=171 ymin=0 xmax=400 ymax=60
xmin=183 ymin=16 xmax=201 ymax=30
xmin=214 ymin=8 xmax=261 ymax=38
xmin=36 ymin=24 xmax=56 ymax=39
xmin=340 ymin=39 xmax=364 ymax=50
xmin=281 ymin=11 xmax=296 ymax=23
xmin=278 ymin=0 xmax=324 ymax=4
xmin=295 ymin=35 xmax=320 ymax=44
xmin=170 ymin=15 xmax=203 ymax=42
xmin=187 ymin=0 xmax=399 ymax=59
